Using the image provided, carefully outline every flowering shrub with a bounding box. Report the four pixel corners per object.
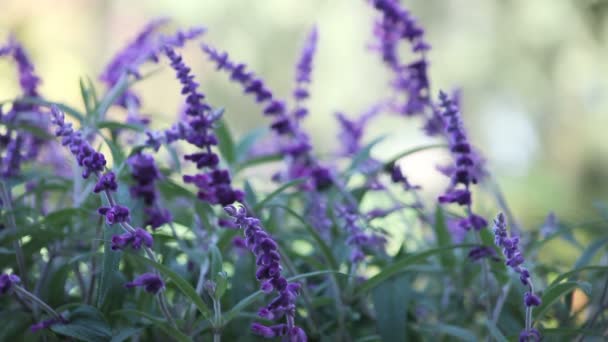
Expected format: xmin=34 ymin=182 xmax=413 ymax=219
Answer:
xmin=1 ymin=1 xmax=607 ymax=341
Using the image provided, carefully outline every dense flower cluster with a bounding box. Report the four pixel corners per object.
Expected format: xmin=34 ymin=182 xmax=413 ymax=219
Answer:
xmin=128 ymin=153 xmax=172 ymax=229
xmin=225 ymin=204 xmax=306 ymax=341
xmin=4 ymin=3 xmax=596 ymax=341
xmin=0 ymin=37 xmax=46 ymax=178
xmin=492 ymin=213 xmax=541 ymax=342
xmin=369 ymin=0 xmax=442 ymax=135
xmin=436 ymin=91 xmax=488 ymax=235
xmin=50 ymin=107 xmax=164 ymax=296
xmin=202 ymin=41 xmax=332 ymax=191
xmin=100 ymin=19 xmax=205 ymax=124
xmin=163 ymin=46 xmax=243 ymax=206
xmin=50 ymin=107 xmax=106 ymax=178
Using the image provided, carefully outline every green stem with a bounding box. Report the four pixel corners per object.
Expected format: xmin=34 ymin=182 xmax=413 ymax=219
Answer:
xmin=212 ymin=296 xmax=222 ymax=342
xmin=0 ymin=181 xmax=27 ymax=285
xmin=13 ymin=285 xmax=62 ymax=320
xmin=157 ymin=294 xmax=177 ymax=328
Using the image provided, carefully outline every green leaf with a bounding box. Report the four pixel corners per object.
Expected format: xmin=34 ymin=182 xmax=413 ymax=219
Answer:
xmin=80 ymin=77 xmax=95 ymax=115
xmin=483 ymin=319 xmax=508 ymax=342
xmin=209 ymin=245 xmax=223 ymax=281
xmin=110 ymin=328 xmax=142 ymax=342
xmin=51 ymin=305 xmax=112 ymax=342
xmin=433 ymin=206 xmax=454 ymax=269
xmin=372 ymin=275 xmax=410 ymax=342
xmin=269 ymin=204 xmax=339 ymax=270
xmin=355 ymin=244 xmax=474 ymax=295
xmin=383 ymin=144 xmax=448 ymax=171
xmin=0 ymin=311 xmax=31 ymax=341
xmin=235 ymin=154 xmax=282 ymax=173
xmin=346 ymin=136 xmax=386 ymax=173
xmin=97 ymin=121 xmax=145 ymax=132
xmin=243 ymin=180 xmax=257 ymax=206
xmin=112 ymin=309 xmax=191 ymax=342
xmin=574 ymin=236 xmax=608 ymax=268
xmin=534 ymin=281 xmax=584 ymax=320
xmin=127 ymin=252 xmax=212 ymax=318
xmin=96 ymin=74 xmax=129 ymax=121
xmin=223 ymin=270 xmax=345 ymax=323
xmin=419 ymin=323 xmax=476 ymax=342
xmin=235 ymin=126 xmax=268 ymax=162
xmin=97 ymin=224 xmax=122 ymax=308
xmin=550 ymin=265 xmax=608 ymax=286
xmin=20 ymin=97 xmax=85 ymax=122
xmin=86 ymin=76 xmax=100 ymax=108
xmin=214 ymin=114 xmax=236 ymax=165
xmin=252 ymin=178 xmax=306 ymax=212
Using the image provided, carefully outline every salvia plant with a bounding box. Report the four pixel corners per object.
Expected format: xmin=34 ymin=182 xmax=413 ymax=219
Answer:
xmin=0 ymin=1 xmax=607 ymax=341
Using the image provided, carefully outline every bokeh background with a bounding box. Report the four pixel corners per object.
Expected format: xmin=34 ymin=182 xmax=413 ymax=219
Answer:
xmin=1 ymin=0 xmax=608 ymax=240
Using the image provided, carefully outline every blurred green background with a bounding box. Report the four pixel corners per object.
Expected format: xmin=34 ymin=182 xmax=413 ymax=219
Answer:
xmin=1 ymin=0 xmax=608 ymax=233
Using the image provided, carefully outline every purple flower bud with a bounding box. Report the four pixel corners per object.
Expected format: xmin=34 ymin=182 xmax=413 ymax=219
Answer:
xmin=94 ymin=172 xmax=118 ymax=193
xmin=98 ymin=205 xmax=131 ymax=225
xmin=0 ymin=273 xmax=20 ymax=294
xmin=125 ymin=273 xmax=164 ymax=294
xmin=519 ymin=328 xmax=541 ymax=342
xmin=144 ymin=207 xmax=172 ymax=229
xmin=225 ymin=204 xmax=304 ymax=335
xmin=311 ymin=166 xmax=332 ymax=190
xmin=438 ymin=189 xmax=471 ymax=205
xmin=467 ymin=246 xmax=499 ymax=262
xmin=30 ymin=316 xmax=66 ymax=332
xmin=111 ymin=228 xmax=153 ymax=251
xmin=524 ymin=292 xmax=541 ymax=307
xmin=251 ymin=323 xmax=277 ymax=338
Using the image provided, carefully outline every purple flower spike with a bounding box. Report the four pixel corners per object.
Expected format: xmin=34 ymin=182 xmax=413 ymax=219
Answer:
xmin=0 ymin=273 xmax=21 ymax=294
xmin=369 ymin=0 xmax=441 ymax=133
xmin=0 ymin=37 xmax=47 ymax=178
xmin=161 ymin=27 xmax=206 ymax=48
xmin=225 ymin=204 xmax=305 ymax=339
xmin=98 ymin=205 xmax=131 ymax=225
xmin=292 ymin=26 xmax=318 ymax=120
xmin=201 ymin=44 xmax=283 ymax=117
xmin=94 ymin=172 xmax=118 ymax=193
xmin=100 ymin=18 xmax=169 ymax=87
xmin=10 ymin=39 xmax=41 ymax=97
xmin=50 ymin=107 xmax=106 ymax=179
xmin=125 ymin=273 xmax=164 ymax=294
xmin=492 ymin=213 xmax=542 ymax=340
